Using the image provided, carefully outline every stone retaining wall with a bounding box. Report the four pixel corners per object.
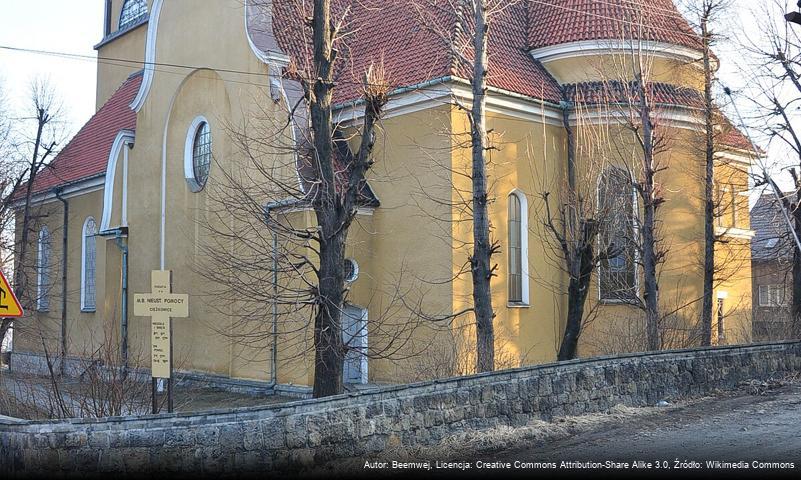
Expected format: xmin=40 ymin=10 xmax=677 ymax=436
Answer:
xmin=2 ymin=342 xmax=800 ymax=475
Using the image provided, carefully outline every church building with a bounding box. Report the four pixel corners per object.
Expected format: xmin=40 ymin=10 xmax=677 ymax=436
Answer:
xmin=11 ymin=0 xmax=756 ymax=394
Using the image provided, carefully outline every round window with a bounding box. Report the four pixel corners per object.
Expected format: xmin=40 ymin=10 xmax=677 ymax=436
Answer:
xmin=344 ymin=258 xmax=359 ymax=283
xmin=192 ymin=121 xmax=212 ymax=189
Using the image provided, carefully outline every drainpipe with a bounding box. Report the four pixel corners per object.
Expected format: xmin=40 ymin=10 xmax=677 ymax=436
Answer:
xmin=100 ymin=227 xmax=129 ymax=371
xmin=54 ymin=188 xmax=68 ymax=376
xmin=263 ymin=198 xmax=298 ymax=387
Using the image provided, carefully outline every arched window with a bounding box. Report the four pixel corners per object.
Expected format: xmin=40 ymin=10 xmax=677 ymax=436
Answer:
xmin=598 ymin=167 xmax=637 ymax=301
xmin=119 ymin=0 xmax=148 ymax=30
xmin=184 ymin=117 xmax=212 ymax=192
xmin=37 ymin=227 xmax=51 ymax=311
xmin=508 ymin=190 xmax=529 ymax=305
xmin=81 ymin=217 xmax=98 ymax=312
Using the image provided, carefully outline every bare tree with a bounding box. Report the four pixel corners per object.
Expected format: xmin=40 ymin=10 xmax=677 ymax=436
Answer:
xmin=408 ymin=0 xmax=527 ymax=372
xmin=304 ymin=0 xmax=389 ymax=396
xmin=197 ymin=0 xmax=407 ymax=398
xmin=743 ymin=0 xmax=801 ymax=338
xmin=537 ymin=87 xmax=624 ymax=361
xmin=678 ymin=0 xmax=733 ymax=346
xmin=698 ymin=0 xmax=727 ymax=345
xmin=1 ymin=80 xmax=63 ymax=346
xmin=593 ymin=17 xmax=677 ymax=351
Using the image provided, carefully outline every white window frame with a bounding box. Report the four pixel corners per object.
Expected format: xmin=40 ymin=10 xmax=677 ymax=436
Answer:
xmin=597 ymin=167 xmax=640 ymax=303
xmin=118 ymin=0 xmax=148 ymax=31
xmin=759 ymin=284 xmax=786 ymax=307
xmin=507 ymin=189 xmax=529 ymax=307
xmin=81 ymin=217 xmax=98 ymax=312
xmin=37 ymin=227 xmax=51 ymax=312
xmin=758 ymin=285 xmax=770 ymax=307
xmin=184 ymin=115 xmax=211 ymax=192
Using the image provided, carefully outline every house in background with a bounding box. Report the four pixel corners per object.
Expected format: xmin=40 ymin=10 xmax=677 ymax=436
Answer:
xmin=750 ymin=194 xmax=793 ymax=340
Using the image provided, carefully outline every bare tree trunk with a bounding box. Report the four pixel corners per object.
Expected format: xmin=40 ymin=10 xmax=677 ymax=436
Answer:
xmin=13 ymin=112 xmax=47 ymax=307
xmin=635 ymin=74 xmax=661 ymax=351
xmin=793 ymin=189 xmax=801 ymax=338
xmin=700 ymin=11 xmax=715 ymax=346
xmin=556 ymin=93 xmax=598 ymax=361
xmin=470 ymin=0 xmax=495 ymax=373
xmin=558 ymin=220 xmax=597 ymax=361
xmin=309 ymin=0 xmax=345 ymax=398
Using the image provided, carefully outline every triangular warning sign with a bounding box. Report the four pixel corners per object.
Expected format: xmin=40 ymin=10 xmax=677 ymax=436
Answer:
xmin=0 ymin=269 xmax=23 ymax=318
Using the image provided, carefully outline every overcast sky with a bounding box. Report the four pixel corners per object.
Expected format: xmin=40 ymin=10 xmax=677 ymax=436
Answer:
xmin=0 ymin=0 xmax=791 ymax=193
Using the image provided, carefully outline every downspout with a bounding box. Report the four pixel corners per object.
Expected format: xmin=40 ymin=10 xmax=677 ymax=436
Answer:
xmin=54 ymin=188 xmax=68 ymax=376
xmin=100 ymin=228 xmax=129 ymax=371
xmin=263 ymin=198 xmax=298 ymax=387
xmin=114 ymin=232 xmax=129 ymax=372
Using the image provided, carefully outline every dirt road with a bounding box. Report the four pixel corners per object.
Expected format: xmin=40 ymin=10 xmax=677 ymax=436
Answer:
xmin=494 ymin=382 xmax=801 ymax=469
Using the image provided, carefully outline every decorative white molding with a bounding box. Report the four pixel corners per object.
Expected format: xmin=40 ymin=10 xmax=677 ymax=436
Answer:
xmin=596 ymin=167 xmax=642 ymax=304
xmin=80 ymin=217 xmax=98 ymax=312
xmin=568 ymin=106 xmax=704 ymax=130
xmin=715 ymin=151 xmax=756 ymax=168
xmin=715 ymin=226 xmax=755 ymax=240
xmin=529 ymin=40 xmax=706 ymax=66
xmin=37 ymin=227 xmax=50 ymax=312
xmin=129 ymin=0 xmax=163 ymax=112
xmin=244 ymin=0 xmax=291 ymax=68
xmin=100 ymin=130 xmax=135 ymax=232
xmin=11 ymin=176 xmax=105 ymax=208
xmin=508 ymin=189 xmax=530 ymax=307
xmin=334 ymin=81 xmax=564 ymax=127
xmin=334 ymin=78 xmax=710 ymax=132
xmin=184 ymin=116 xmax=210 ymax=192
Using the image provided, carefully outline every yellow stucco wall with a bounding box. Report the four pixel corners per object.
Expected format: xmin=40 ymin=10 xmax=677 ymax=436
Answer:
xmin=13 ymin=189 xmax=111 ymax=359
xmin=541 ymin=53 xmax=706 ymax=91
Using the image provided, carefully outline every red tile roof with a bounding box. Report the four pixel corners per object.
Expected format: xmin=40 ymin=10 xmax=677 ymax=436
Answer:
xmin=17 ymin=72 xmax=141 ymax=199
xmin=270 ymin=0 xmax=563 ymax=105
xmin=564 ymin=80 xmax=704 ymax=108
xmin=565 ymin=81 xmax=760 ymax=153
xmin=528 ymin=0 xmax=703 ymax=52
xmin=265 ymin=1 xmax=703 ymax=106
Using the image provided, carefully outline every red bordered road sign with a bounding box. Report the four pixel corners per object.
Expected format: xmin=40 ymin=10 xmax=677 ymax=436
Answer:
xmin=0 ymin=270 xmax=23 ymax=317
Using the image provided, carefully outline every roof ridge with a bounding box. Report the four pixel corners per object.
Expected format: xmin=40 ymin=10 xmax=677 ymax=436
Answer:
xmin=41 ymin=75 xmax=140 ymax=175
xmin=14 ymin=74 xmax=142 ymax=199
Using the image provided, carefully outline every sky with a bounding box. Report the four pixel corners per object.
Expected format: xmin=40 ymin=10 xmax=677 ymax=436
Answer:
xmin=0 ymin=0 xmax=792 ymax=193
xmin=0 ymin=1 xmax=103 ymax=129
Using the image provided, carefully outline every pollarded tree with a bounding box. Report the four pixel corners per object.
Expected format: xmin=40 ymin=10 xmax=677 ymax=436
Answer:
xmin=198 ymin=0 xmax=443 ymax=398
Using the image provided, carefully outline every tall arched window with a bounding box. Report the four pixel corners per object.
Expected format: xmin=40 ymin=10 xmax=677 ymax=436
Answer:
xmin=119 ymin=0 xmax=148 ymax=30
xmin=508 ymin=190 xmax=529 ymax=305
xmin=37 ymin=227 xmax=51 ymax=311
xmin=81 ymin=217 xmax=98 ymax=311
xmin=598 ymin=167 xmax=637 ymax=301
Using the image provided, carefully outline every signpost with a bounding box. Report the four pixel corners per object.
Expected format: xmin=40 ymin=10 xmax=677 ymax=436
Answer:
xmin=0 ymin=270 xmax=24 ymax=318
xmin=134 ymin=270 xmax=189 ymax=413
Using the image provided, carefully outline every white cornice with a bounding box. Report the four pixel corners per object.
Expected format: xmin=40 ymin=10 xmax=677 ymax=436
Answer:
xmin=100 ymin=130 xmax=135 ymax=231
xmin=333 ymin=78 xmax=718 ymax=132
xmin=333 ymin=80 xmax=564 ymax=127
xmin=715 ymin=151 xmax=756 ymax=168
xmin=244 ymin=0 xmax=290 ymax=68
xmin=715 ymin=226 xmax=755 ymax=240
xmin=13 ymin=176 xmax=106 ymax=209
xmin=129 ymin=0 xmax=163 ymax=112
xmin=529 ymin=40 xmax=707 ymax=66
